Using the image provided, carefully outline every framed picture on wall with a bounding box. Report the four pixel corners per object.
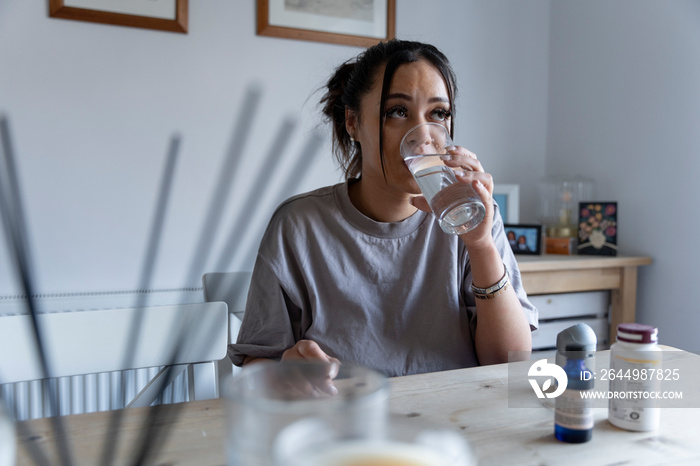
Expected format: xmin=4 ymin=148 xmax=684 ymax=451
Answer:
xmin=49 ymin=0 xmax=188 ymax=33
xmin=505 ymin=224 xmax=542 ymax=255
xmin=493 ymin=184 xmax=519 ymax=224
xmin=257 ymin=0 xmax=396 ymax=47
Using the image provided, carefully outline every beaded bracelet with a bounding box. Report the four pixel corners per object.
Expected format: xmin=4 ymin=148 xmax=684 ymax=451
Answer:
xmin=471 ymin=264 xmax=510 ymax=300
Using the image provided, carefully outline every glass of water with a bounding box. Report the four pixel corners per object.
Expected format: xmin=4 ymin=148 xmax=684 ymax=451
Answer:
xmin=400 ymin=122 xmax=485 ymax=235
xmin=224 ymin=361 xmax=389 ymax=466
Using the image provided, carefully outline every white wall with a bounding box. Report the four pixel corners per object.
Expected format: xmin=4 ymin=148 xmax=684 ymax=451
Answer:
xmin=0 ymin=0 xmax=549 ymax=296
xmin=398 ymin=0 xmax=550 ymax=221
xmin=3 ymin=1 xmax=695 ymax=350
xmin=0 ymin=0 xmax=349 ymax=295
xmin=547 ymin=0 xmax=700 ymax=351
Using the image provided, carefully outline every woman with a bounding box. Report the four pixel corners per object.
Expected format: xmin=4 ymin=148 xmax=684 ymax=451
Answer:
xmin=229 ymin=40 xmax=537 ymax=377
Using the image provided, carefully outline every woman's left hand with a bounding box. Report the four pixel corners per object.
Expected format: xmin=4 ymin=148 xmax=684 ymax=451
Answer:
xmin=410 ymin=145 xmax=494 ymax=250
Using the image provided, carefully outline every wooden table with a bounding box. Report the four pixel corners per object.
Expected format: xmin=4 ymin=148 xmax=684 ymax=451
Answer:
xmin=15 ymin=348 xmax=699 ymax=465
xmin=517 ymin=255 xmax=652 ymax=339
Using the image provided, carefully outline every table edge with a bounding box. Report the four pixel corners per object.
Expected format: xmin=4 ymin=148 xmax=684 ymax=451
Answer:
xmin=516 ymin=255 xmax=652 ymax=272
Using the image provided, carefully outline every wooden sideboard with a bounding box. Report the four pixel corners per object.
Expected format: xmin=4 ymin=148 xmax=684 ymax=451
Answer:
xmin=516 ymin=254 xmax=652 ymax=349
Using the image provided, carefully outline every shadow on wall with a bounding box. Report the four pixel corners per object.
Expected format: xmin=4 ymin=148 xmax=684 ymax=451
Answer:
xmin=0 ymin=82 xmax=325 ymax=464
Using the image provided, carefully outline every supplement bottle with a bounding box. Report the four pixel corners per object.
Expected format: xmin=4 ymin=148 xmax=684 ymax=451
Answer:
xmin=608 ymin=323 xmax=661 ymax=431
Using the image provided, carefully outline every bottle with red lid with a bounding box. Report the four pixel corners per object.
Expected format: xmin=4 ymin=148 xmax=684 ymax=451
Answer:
xmin=608 ymin=323 xmax=661 ymax=431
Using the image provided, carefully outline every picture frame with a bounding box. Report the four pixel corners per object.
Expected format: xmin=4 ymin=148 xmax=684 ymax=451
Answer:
xmin=505 ymin=224 xmax=542 ymax=256
xmin=578 ymin=202 xmax=618 ymax=256
xmin=49 ymin=0 xmax=188 ymax=34
xmin=493 ymin=184 xmax=520 ymax=224
xmin=257 ymin=0 xmax=396 ymax=47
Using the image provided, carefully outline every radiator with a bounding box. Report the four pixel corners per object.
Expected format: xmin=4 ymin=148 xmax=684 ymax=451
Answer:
xmin=0 ymin=288 xmax=206 ymax=421
xmin=1 ymin=366 xmax=193 ymax=421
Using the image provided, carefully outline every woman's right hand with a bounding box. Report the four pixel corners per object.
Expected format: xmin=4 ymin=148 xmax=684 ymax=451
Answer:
xmin=280 ymin=340 xmax=341 ymax=396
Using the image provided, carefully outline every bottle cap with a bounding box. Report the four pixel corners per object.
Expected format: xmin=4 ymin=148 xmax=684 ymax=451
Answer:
xmin=556 ymin=323 xmax=597 ymax=362
xmin=616 ymin=323 xmax=658 ymax=344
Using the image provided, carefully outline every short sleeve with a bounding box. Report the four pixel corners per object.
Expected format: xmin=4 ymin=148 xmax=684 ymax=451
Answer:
xmin=227 ymin=256 xmax=300 ymax=366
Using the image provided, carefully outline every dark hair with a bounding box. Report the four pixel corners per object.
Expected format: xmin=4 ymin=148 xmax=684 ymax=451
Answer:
xmin=320 ymin=39 xmax=458 ymax=180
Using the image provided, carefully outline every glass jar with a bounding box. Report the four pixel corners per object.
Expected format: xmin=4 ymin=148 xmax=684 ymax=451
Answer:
xmin=538 ymin=175 xmax=594 ymax=237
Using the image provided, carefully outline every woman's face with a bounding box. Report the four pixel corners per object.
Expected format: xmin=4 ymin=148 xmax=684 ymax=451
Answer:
xmin=348 ymin=59 xmax=452 ymax=196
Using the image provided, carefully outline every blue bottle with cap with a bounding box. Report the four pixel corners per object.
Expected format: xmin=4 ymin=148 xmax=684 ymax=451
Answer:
xmin=554 ymin=324 xmax=597 ymax=443
xmin=554 ymin=344 xmax=594 ymax=443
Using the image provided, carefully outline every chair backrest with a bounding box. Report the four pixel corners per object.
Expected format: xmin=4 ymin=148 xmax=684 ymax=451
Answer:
xmin=202 ymin=272 xmax=252 ymax=325
xmin=0 ymin=302 xmax=227 ymax=383
xmin=0 ymin=302 xmax=228 ymax=418
xmin=202 ymin=272 xmax=252 ymax=380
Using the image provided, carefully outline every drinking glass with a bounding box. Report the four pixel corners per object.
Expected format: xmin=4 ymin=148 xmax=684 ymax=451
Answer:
xmin=400 ymin=122 xmax=485 ymax=235
xmin=223 ymin=361 xmax=388 ymax=466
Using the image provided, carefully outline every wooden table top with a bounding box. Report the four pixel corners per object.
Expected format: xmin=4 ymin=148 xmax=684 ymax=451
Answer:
xmin=16 ymin=347 xmax=699 ymax=466
xmin=516 ymin=254 xmax=652 ymax=272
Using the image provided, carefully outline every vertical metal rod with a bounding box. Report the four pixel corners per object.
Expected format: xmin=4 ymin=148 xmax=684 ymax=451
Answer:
xmin=0 ymin=115 xmax=73 ymax=465
xmin=213 ymin=116 xmax=297 ymax=272
xmin=99 ymin=134 xmax=180 ymax=466
xmin=128 ymin=85 xmax=263 ymax=466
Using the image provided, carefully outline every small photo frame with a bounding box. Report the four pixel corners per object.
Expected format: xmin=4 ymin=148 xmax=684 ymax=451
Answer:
xmin=505 ymin=224 xmax=542 ymax=255
xmin=493 ymin=184 xmax=519 ymax=224
xmin=578 ymin=202 xmax=618 ymax=256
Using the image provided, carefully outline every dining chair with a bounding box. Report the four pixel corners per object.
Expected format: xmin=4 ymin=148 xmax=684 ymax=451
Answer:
xmin=0 ymin=301 xmax=228 ymax=420
xmin=202 ymin=271 xmax=252 ymax=381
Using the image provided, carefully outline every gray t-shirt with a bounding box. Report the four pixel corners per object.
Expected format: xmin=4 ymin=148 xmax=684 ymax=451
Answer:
xmin=229 ymin=181 xmax=538 ymax=377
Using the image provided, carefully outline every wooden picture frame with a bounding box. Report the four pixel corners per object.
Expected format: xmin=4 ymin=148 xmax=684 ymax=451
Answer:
xmin=257 ymin=0 xmax=395 ymax=47
xmin=505 ymin=224 xmax=542 ymax=256
xmin=49 ymin=0 xmax=188 ymax=34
